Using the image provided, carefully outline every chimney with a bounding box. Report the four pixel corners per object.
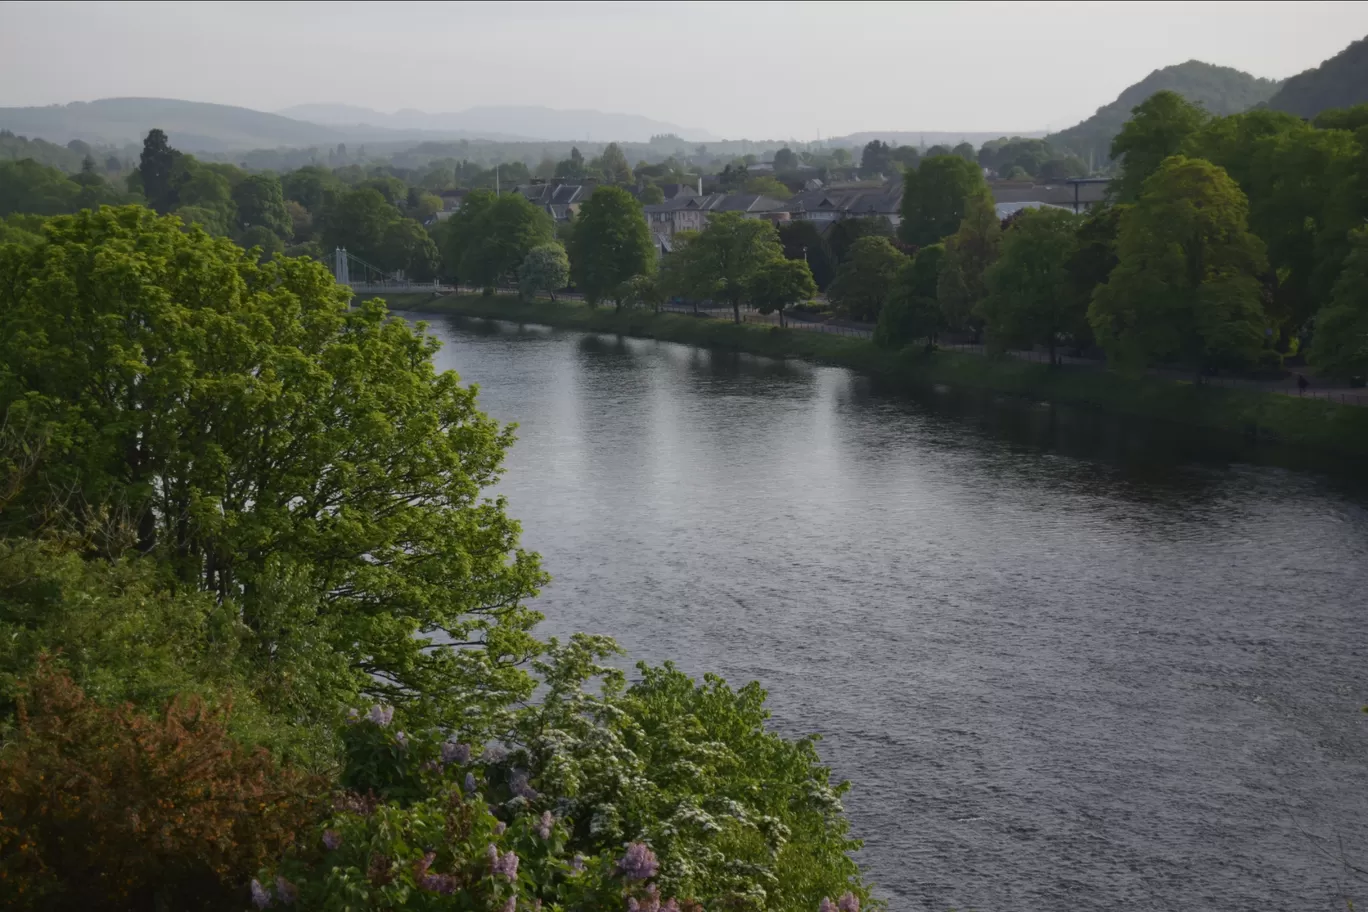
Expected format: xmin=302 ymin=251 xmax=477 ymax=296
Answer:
xmin=697 ymin=176 xmax=703 ymax=196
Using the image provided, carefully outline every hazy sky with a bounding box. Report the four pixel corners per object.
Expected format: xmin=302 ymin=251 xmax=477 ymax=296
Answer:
xmin=3 ymin=0 xmax=1366 ymax=139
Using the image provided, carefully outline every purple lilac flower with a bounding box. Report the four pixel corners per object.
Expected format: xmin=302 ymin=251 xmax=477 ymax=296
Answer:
xmin=494 ymin=821 xmax=507 ymax=836
xmin=250 ymin=879 xmax=272 ymax=909
xmin=509 ymin=769 xmax=539 ymax=801
xmin=367 ymin=704 xmax=393 ymax=726
xmin=502 ymin=897 xmax=517 ymax=912
xmin=415 ymin=853 xmax=459 ymax=894
xmin=616 ymin=842 xmax=659 ymax=881
xmin=837 ymin=893 xmax=859 ymax=912
xmin=629 ymin=886 xmax=662 ymax=912
xmin=394 ymin=730 xmax=408 ymax=748
xmin=570 ymin=854 xmax=586 ymax=873
xmin=465 ymin=772 xmax=478 ymax=795
xmin=483 ymin=744 xmax=509 ymax=763
xmin=662 ymin=900 xmax=681 ymax=912
xmin=495 ymin=848 xmax=519 ymax=880
xmin=346 ymin=708 xmax=360 ymax=724
xmin=322 ymin=829 xmax=342 ymax=851
xmin=536 ymin=810 xmax=554 ymax=839
xmin=441 ymin=740 xmax=471 ymax=765
xmin=819 ymin=899 xmax=837 ymax=912
xmin=275 ymin=877 xmax=298 ymax=905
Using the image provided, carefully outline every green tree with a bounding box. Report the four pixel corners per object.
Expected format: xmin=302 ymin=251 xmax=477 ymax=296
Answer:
xmin=952 ymin=141 xmax=976 ymax=162
xmin=777 ymin=220 xmax=837 ymax=291
xmin=675 ymin=212 xmax=784 ymax=323
xmin=0 ymin=206 xmax=547 ymax=732
xmin=1110 ymin=90 xmax=1208 ymax=202
xmin=238 ymin=224 xmax=285 ymax=263
xmin=568 ymin=186 xmax=655 ymax=308
xmin=828 ymin=215 xmax=894 ymax=265
xmin=319 ymin=187 xmax=398 ymax=265
xmin=890 ymin=145 xmax=921 ymax=170
xmin=980 ymin=207 xmax=1083 ymax=363
xmin=599 ymin=143 xmax=634 ymax=185
xmin=617 ymin=273 xmax=665 ymax=312
xmin=747 ymin=257 xmax=816 ymax=328
xmin=554 ymin=147 xmax=586 ymax=180
xmin=875 ymin=244 xmax=946 ymax=348
xmin=1089 ymin=156 xmax=1270 ymax=376
xmin=461 ymin=194 xmax=556 ymax=290
xmin=899 ymin=155 xmax=988 ymax=247
xmin=137 ymin=128 xmax=178 ymax=212
xmin=860 ymin=140 xmax=893 ymax=178
xmin=284 ymin=200 xmax=312 ymax=242
xmin=639 ymin=183 xmax=665 ymax=205
xmin=281 ymin=166 xmax=340 ymax=214
xmin=378 ymin=217 xmax=440 ymax=279
xmin=743 ymin=175 xmax=791 ymax=198
xmin=1309 ymin=227 xmax=1368 ymax=381
xmin=827 ymin=236 xmax=904 ymax=323
xmin=518 ymin=242 xmax=571 ymax=301
xmin=937 ymin=190 xmax=1002 ymax=338
xmin=233 ymin=173 xmax=292 ymax=240
xmin=773 ymin=147 xmax=799 ymax=171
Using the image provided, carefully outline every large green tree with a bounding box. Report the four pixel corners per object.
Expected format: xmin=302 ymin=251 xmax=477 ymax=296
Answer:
xmin=137 ymin=128 xmax=179 ymax=212
xmin=0 ymin=206 xmax=546 ymax=732
xmin=1309 ymin=227 xmax=1368 ymax=381
xmin=747 ymin=257 xmax=816 ymax=328
xmin=980 ymin=207 xmax=1084 ymax=363
xmin=875 ymin=243 xmax=946 ymax=349
xmin=672 ymin=212 xmax=784 ymax=324
xmin=936 ymin=190 xmax=1002 ymax=338
xmin=233 ymin=173 xmax=292 ymax=240
xmin=1110 ymin=90 xmax=1208 ymax=202
xmin=378 ymin=217 xmax=440 ymax=279
xmin=567 ymin=186 xmax=655 ymax=307
xmin=459 ymin=194 xmax=556 ymax=290
xmin=826 ymin=236 xmax=904 ymax=323
xmin=777 ymin=220 xmax=836 ymax=290
xmin=518 ymin=242 xmax=571 ymax=301
xmin=1089 ymin=156 xmax=1270 ymax=375
xmin=898 ymin=155 xmax=988 ymax=247
xmin=318 ymin=187 xmax=396 ymax=265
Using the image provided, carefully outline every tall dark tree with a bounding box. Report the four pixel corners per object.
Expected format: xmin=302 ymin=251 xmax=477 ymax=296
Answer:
xmin=827 ymin=216 xmax=894 ymax=264
xmin=138 ymin=129 xmax=179 ymax=212
xmin=777 ymin=220 xmax=836 ymax=290
xmin=1111 ymin=90 xmax=1208 ymax=202
xmin=859 ymin=140 xmax=893 ymax=178
xmin=773 ymin=147 xmax=799 ymax=171
xmin=876 ymin=244 xmax=947 ymax=348
xmin=232 ymin=173 xmax=292 ymax=239
xmin=567 ymin=186 xmax=655 ymax=307
xmin=899 ymin=155 xmax=988 ymax=247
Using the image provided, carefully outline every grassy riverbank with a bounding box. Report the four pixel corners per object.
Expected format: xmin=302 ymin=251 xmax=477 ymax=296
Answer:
xmin=384 ymin=292 xmax=1368 ymax=457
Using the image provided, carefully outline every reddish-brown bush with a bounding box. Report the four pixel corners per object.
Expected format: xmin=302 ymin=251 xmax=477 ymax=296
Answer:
xmin=0 ymin=658 xmax=324 ymax=911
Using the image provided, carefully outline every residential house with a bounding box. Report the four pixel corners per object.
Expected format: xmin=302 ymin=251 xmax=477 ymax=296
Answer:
xmin=988 ymin=179 xmax=1110 ymax=214
xmin=786 ymin=179 xmax=903 ymax=228
xmin=515 ymin=180 xmax=594 ymax=223
xmin=433 ymin=189 xmax=469 ymax=220
xmin=643 ymin=193 xmax=790 ymax=239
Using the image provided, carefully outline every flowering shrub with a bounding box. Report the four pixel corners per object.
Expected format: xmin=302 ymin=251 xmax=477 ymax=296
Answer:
xmin=0 ymin=659 xmax=324 ymax=911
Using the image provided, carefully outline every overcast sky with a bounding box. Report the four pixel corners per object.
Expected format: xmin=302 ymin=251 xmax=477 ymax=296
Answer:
xmin=3 ymin=0 xmax=1366 ymax=139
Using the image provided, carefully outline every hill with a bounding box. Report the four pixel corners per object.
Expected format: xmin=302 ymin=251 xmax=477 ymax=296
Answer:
xmin=1266 ymin=36 xmax=1368 ymax=118
xmin=826 ymin=130 xmax=1046 ymax=149
xmin=1045 ymin=61 xmax=1282 ymax=167
xmin=277 ymin=103 xmax=718 ymax=143
xmin=0 ymin=98 xmax=354 ymax=153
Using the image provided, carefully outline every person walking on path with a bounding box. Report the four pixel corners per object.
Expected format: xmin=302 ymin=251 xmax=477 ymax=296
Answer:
xmin=1297 ymin=373 xmax=1309 ymax=396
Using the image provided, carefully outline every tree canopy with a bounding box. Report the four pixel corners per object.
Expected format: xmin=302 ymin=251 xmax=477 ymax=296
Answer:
xmin=827 ymin=236 xmax=905 ymax=323
xmin=980 ymin=207 xmax=1084 ymax=362
xmin=899 ymin=155 xmax=988 ymax=248
xmin=567 ymin=185 xmax=655 ymax=307
xmin=1110 ymin=91 xmax=1209 ymax=202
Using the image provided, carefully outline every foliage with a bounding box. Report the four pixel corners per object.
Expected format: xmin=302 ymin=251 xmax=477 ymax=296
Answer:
xmin=777 ymin=220 xmax=837 ymax=290
xmin=568 ymin=186 xmax=655 ymax=307
xmin=899 ymin=155 xmax=988 ymax=248
xmin=859 ymin=140 xmax=893 ymax=178
xmin=827 ymin=216 xmax=894 ymax=265
xmin=233 ymin=173 xmax=292 ymax=240
xmin=1267 ymin=36 xmax=1368 ymax=119
xmin=936 ymin=191 xmax=1002 ymax=337
xmin=747 ymin=257 xmax=817 ymax=327
xmin=875 ymin=244 xmax=946 ymax=348
xmin=980 ymin=208 xmax=1083 ymax=361
xmin=669 ymin=212 xmax=784 ymax=324
xmin=827 ymin=236 xmax=905 ymax=323
xmin=773 ymin=147 xmax=799 ymax=171
xmin=519 ymin=242 xmax=571 ymax=301
xmin=617 ymin=273 xmax=665 ymax=312
xmin=640 ymin=183 xmax=665 ymax=205
xmin=137 ymin=128 xmax=179 ymax=212
xmin=459 ymin=194 xmax=557 ymax=289
xmin=0 ymin=206 xmax=547 ymax=734
xmin=318 ymin=186 xmax=397 ymax=264
xmin=1110 ymin=91 xmax=1209 ymax=202
xmin=0 ymin=159 xmax=130 ymax=217
xmin=744 ymin=175 xmax=792 ymax=199
xmin=1089 ymin=157 xmax=1269 ymax=374
xmin=0 ymin=659 xmax=323 ymax=912
xmin=379 ymin=217 xmax=441 ymax=280
xmin=238 ymin=224 xmax=285 ymax=262
xmin=597 ymin=143 xmax=634 ymax=185
xmin=1309 ymin=227 xmax=1368 ymax=380
xmin=282 ymin=165 xmax=342 ymax=214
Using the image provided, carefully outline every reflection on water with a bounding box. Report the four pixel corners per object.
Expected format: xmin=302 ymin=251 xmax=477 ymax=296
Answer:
xmin=424 ymin=315 xmax=1368 ymax=912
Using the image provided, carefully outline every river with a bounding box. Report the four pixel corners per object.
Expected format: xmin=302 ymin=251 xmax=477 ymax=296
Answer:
xmin=420 ymin=314 xmax=1368 ymax=912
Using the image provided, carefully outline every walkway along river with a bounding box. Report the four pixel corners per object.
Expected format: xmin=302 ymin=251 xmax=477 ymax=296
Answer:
xmin=421 ymin=314 xmax=1368 ymax=912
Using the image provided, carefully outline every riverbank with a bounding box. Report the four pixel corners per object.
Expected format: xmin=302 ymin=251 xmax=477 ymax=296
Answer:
xmin=384 ymin=292 xmax=1368 ymax=457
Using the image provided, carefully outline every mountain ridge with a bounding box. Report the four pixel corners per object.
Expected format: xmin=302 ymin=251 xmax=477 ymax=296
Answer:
xmin=1266 ymin=35 xmax=1368 ymax=118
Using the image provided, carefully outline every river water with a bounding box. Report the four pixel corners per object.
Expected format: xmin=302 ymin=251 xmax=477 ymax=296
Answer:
xmin=421 ymin=314 xmax=1368 ymax=912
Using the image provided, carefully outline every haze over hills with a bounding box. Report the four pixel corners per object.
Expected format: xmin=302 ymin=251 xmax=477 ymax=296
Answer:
xmin=1266 ymin=36 xmax=1368 ymax=117
xmin=277 ymin=103 xmax=719 ymax=144
xmin=827 ymin=131 xmax=1048 ymax=150
xmin=1045 ymin=61 xmax=1282 ymax=166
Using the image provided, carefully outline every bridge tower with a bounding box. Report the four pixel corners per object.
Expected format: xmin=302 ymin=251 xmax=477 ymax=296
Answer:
xmin=333 ymin=247 xmax=350 ymax=285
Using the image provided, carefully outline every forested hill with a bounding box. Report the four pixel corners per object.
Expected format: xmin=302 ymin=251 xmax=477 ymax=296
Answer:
xmin=1045 ymin=61 xmax=1281 ymax=166
xmin=1266 ymin=36 xmax=1368 ymax=118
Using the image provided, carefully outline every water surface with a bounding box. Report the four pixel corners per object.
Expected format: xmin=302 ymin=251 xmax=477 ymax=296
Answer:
xmin=422 ymin=315 xmax=1368 ymax=912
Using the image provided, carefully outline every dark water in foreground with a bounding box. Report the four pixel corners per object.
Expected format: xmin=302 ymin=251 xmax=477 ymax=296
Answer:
xmin=421 ymin=315 xmax=1368 ymax=912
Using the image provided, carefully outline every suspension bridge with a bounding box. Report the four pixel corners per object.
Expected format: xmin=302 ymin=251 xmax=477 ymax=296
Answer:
xmin=331 ymin=247 xmax=455 ymax=294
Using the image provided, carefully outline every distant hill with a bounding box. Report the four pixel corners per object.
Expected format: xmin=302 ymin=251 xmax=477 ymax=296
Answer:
xmin=1045 ymin=61 xmax=1282 ymax=166
xmin=1266 ymin=36 xmax=1368 ymax=118
xmin=0 ymin=98 xmax=355 ymax=153
xmin=826 ymin=130 xmax=1046 ymax=149
xmin=277 ymin=103 xmax=718 ymax=143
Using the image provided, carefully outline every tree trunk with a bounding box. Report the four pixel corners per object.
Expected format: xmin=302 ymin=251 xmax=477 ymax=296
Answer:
xmin=778 ymin=308 xmax=785 ymax=329
xmin=732 ymin=300 xmax=741 ymax=325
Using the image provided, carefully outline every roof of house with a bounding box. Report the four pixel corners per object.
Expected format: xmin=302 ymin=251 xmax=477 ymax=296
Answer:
xmin=516 ymin=182 xmax=587 ymax=206
xmin=786 ymin=182 xmax=902 ymax=216
xmin=644 ymin=193 xmax=789 ymax=216
xmin=660 ymin=183 xmax=699 ymax=200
